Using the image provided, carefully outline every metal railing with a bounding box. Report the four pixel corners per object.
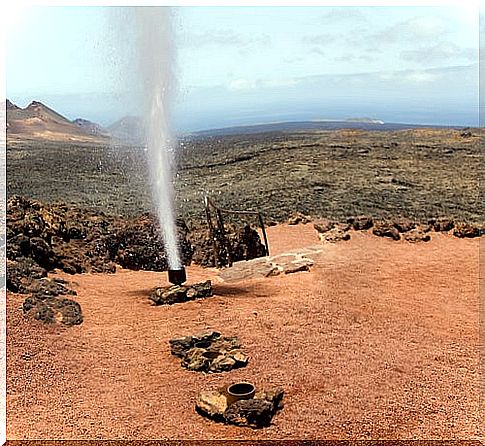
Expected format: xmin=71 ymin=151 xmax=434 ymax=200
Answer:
xmin=204 ymin=196 xmax=270 ymax=267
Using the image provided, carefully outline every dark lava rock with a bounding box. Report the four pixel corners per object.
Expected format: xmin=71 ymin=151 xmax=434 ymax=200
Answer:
xmin=347 ymin=216 xmax=373 ymax=231
xmin=229 ymin=225 xmax=267 ymax=262
xmin=287 ymin=212 xmax=312 ymax=225
xmin=403 ymin=228 xmax=431 ymax=243
xmin=109 ymin=215 xmax=193 ymax=272
xmin=429 ymin=218 xmax=455 ymax=232
xmin=149 ymin=284 xmax=187 ymax=305
xmin=191 ymin=224 xmax=266 ymax=268
xmin=373 ymin=223 xmax=401 ymax=241
xmin=223 ymin=399 xmax=274 ymax=428
xmin=313 ymin=219 xmax=336 ymax=234
xmin=7 ymin=258 xmax=47 ymax=293
xmin=186 ymin=281 xmax=214 ymax=300
xmin=318 ymin=225 xmax=351 ymax=243
xmin=23 ymin=296 xmax=83 ymax=326
xmin=254 ymin=387 xmax=285 ymax=411
xmin=26 ymin=277 xmax=77 ymax=299
xmin=170 ymin=331 xmax=248 ymax=373
xmin=393 ymin=218 xmax=416 ymax=233
xmin=453 ymin=224 xmax=481 ymax=238
xmin=196 ymin=386 xmax=284 ymax=427
xmin=169 ymin=330 xmax=221 ymax=357
xmin=7 ymin=196 xmax=193 ymax=276
xmin=149 ymin=280 xmax=213 ymax=305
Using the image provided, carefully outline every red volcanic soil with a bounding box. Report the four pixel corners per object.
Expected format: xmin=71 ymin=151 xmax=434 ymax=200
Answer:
xmin=6 ymin=225 xmax=481 ymax=440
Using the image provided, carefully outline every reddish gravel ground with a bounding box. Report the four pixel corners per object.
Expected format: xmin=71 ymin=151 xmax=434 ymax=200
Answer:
xmin=6 ymin=224 xmax=481 ymax=440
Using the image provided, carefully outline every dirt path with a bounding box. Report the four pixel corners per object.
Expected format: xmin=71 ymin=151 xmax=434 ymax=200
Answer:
xmin=7 ymin=225 xmax=481 ymax=439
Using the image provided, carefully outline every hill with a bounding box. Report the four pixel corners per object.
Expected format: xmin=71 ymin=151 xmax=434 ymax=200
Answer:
xmin=108 ymin=116 xmax=144 ymax=144
xmin=6 ymin=99 xmax=109 ymax=144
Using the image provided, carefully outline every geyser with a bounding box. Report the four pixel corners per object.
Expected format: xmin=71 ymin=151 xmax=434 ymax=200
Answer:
xmin=134 ymin=7 xmax=182 ymax=271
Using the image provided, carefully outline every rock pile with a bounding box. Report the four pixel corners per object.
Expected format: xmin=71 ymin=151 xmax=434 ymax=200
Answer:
xmin=149 ymin=280 xmax=213 ymax=305
xmin=196 ymin=385 xmax=284 ymax=428
xmin=7 ymin=196 xmax=194 ymax=277
xmin=312 ymin=214 xmax=482 ymax=243
xmin=169 ymin=330 xmax=249 ymax=373
xmin=7 ymin=258 xmax=83 ymax=326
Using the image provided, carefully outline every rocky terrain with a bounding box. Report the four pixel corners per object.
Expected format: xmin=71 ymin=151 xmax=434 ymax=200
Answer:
xmin=6 ymin=194 xmax=268 ymax=324
xmin=7 ymin=126 xmax=483 ymax=227
xmin=5 ymin=112 xmax=483 ymax=439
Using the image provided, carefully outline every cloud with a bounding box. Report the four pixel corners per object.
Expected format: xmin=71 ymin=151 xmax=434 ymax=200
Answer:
xmin=228 ymin=79 xmax=258 ymax=90
xmin=334 ymin=53 xmax=375 ymax=63
xmin=401 ymin=42 xmax=477 ymax=64
xmin=320 ymin=8 xmax=366 ymax=23
xmin=404 ymin=71 xmax=441 ymax=83
xmin=227 ymin=77 xmax=298 ymax=91
xmin=225 ymin=64 xmax=475 ymax=94
xmin=179 ymin=30 xmax=271 ymax=48
xmin=310 ymin=47 xmax=325 ymax=57
xmin=364 ymin=16 xmax=450 ymax=46
xmin=301 ymin=33 xmax=336 ymax=45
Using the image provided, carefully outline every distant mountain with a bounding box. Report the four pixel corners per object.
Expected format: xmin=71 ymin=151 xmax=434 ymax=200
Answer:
xmin=72 ymin=118 xmax=109 ymax=137
xmin=191 ymin=119 xmax=455 ymax=137
xmin=6 ymin=99 xmax=20 ymax=111
xmin=108 ymin=116 xmax=145 ymax=144
xmin=6 ymin=99 xmax=109 ymax=143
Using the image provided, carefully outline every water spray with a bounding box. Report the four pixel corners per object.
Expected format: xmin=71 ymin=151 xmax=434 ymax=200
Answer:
xmin=134 ymin=7 xmax=186 ymax=284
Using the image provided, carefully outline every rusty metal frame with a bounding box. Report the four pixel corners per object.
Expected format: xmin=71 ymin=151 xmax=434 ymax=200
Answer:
xmin=204 ymin=196 xmax=270 ymax=268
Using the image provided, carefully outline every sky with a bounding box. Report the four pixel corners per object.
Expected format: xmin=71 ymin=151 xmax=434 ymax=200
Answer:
xmin=6 ymin=5 xmax=481 ymax=131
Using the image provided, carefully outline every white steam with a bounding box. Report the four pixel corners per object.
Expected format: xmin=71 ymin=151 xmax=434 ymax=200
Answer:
xmin=134 ymin=7 xmax=181 ymax=269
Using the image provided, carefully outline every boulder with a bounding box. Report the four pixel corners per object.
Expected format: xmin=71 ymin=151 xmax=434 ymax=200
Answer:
xmin=313 ymin=219 xmax=336 ymax=234
xmin=149 ymin=285 xmax=187 ymax=305
xmin=393 ymin=218 xmax=416 ymax=233
xmin=223 ymin=399 xmax=274 ymax=428
xmin=209 ymin=355 xmax=237 ymax=373
xmin=403 ymin=228 xmax=431 ymax=243
xmin=196 ymin=390 xmax=229 ymax=419
xmin=430 ymin=218 xmax=454 ymax=232
xmin=453 ymin=224 xmax=481 ymax=238
xmin=373 ymin=223 xmax=401 ymax=241
xmin=347 ymin=216 xmax=373 ymax=231
xmin=149 ymin=281 xmax=214 ymax=306
xmin=7 ymin=258 xmax=47 ymax=293
xmin=186 ymin=280 xmax=213 ymax=300
xmin=254 ymin=387 xmax=285 ymax=411
xmin=196 ymin=386 xmax=285 ymax=428
xmin=318 ymin=225 xmax=351 ymax=243
xmin=191 ymin=224 xmax=266 ymax=268
xmin=26 ymin=277 xmax=77 ymax=298
xmin=287 ymin=212 xmax=312 ymax=225
xmin=23 ymin=296 xmax=83 ymax=326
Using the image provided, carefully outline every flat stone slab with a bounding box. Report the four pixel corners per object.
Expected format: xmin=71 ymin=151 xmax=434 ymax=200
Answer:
xmin=219 ymin=246 xmax=323 ymax=282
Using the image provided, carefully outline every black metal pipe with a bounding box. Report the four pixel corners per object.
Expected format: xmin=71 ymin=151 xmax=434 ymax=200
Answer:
xmin=168 ymin=268 xmax=186 ymax=285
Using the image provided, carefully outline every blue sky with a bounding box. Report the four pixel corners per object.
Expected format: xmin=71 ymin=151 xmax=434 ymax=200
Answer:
xmin=6 ymin=5 xmax=480 ymax=131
